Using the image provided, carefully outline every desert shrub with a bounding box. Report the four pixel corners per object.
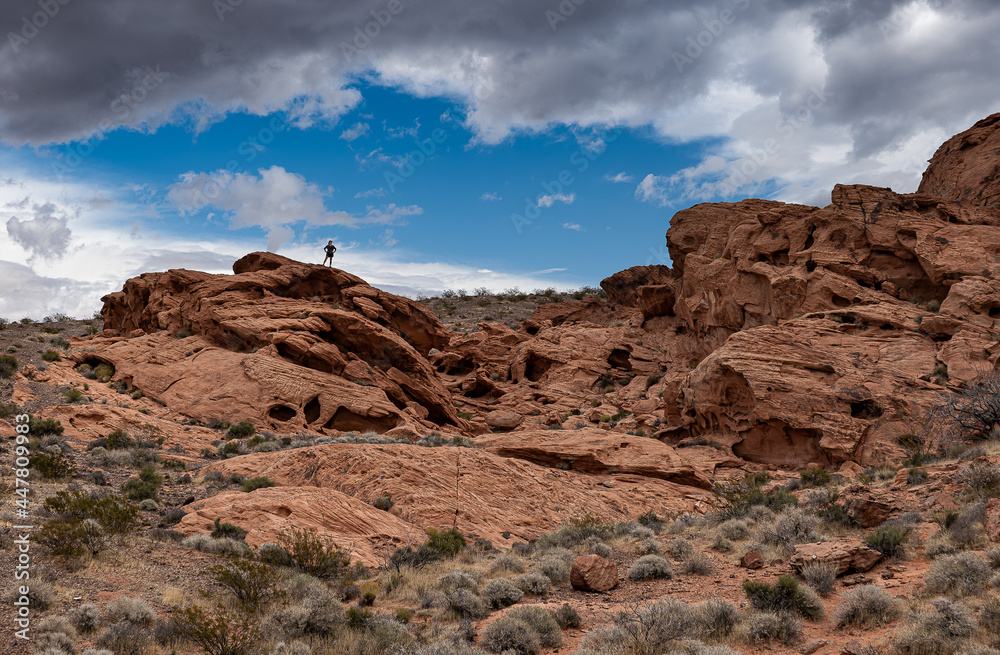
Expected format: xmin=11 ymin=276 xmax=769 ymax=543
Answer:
xmin=271 ymin=586 xmax=345 ymax=638
xmin=69 ymin=603 xmax=101 ymax=633
xmin=833 ymin=584 xmax=900 ymax=628
xmin=93 ymin=363 xmax=114 ymax=382
xmin=34 ymin=629 xmax=76 ymax=655
xmin=210 ymin=559 xmax=284 ymax=613
xmin=42 ymin=349 xmax=61 ymax=361
xmin=537 ymin=555 xmax=570 ymax=584
xmin=96 ymin=623 xmax=154 ymax=655
xmin=800 ymin=561 xmax=838 ymax=596
xmin=104 ymin=429 xmax=135 ymax=450
xmin=756 ymin=508 xmax=820 ymax=551
xmin=0 ymin=354 xmax=17 ymax=378
xmin=3 ymin=578 xmax=55 ymax=610
xmin=954 ymin=461 xmax=1000 ymax=500
xmin=438 ymin=569 xmax=482 ymax=592
xmin=513 ymin=572 xmax=551 ymax=596
xmin=277 ymin=527 xmax=357 ymax=580
xmin=64 ymin=386 xmax=85 ymax=403
xmin=694 ymin=598 xmax=741 ymax=640
xmin=710 ymin=535 xmax=733 ymax=552
xmin=139 ymin=499 xmax=159 ymax=511
xmin=980 ymin=597 xmax=1000 ymax=643
xmin=507 ymin=605 xmax=562 ymax=648
xmin=665 ymin=538 xmax=695 ymax=560
xmin=37 ymin=491 xmax=139 ymax=558
xmin=612 ymin=599 xmax=696 ymax=653
xmin=682 ymin=551 xmax=713 ymax=575
xmin=173 ymin=604 xmax=261 ymax=655
xmin=121 ymin=465 xmax=162 ymax=501
xmin=30 ymin=450 xmax=77 ymax=479
xmin=737 ymin=610 xmax=801 ymax=645
xmin=949 ymin=502 xmax=986 ymax=546
xmin=160 ymin=507 xmax=186 ymax=527
xmin=106 ymin=595 xmax=156 ymax=626
xmin=586 ymin=538 xmax=613 ymax=558
xmin=443 ymin=588 xmax=489 ymax=619
xmin=710 ymin=472 xmax=797 ymax=522
xmin=211 ymin=517 xmax=247 ymax=541
xmin=371 ymin=493 xmax=394 ymax=511
xmin=865 ymin=525 xmax=910 ymax=557
xmin=718 ymin=518 xmax=751 ymax=541
xmin=29 ymin=416 xmax=64 ymax=436
xmin=924 ymin=552 xmax=991 ymax=596
xmin=423 ymin=527 xmax=466 ymax=559
xmin=479 ymin=617 xmax=540 ymax=655
xmin=489 ymin=554 xmax=527 ymax=575
xmin=908 ymin=468 xmax=929 ymax=484
xmin=742 ymin=576 xmax=824 ymax=620
xmin=894 ymin=598 xmax=976 ymax=654
xmin=226 ymin=420 xmax=255 ymax=439
xmin=148 ymin=528 xmax=184 ymax=543
xmin=800 ymin=467 xmax=832 ymax=487
xmin=554 ymin=604 xmax=581 ymax=629
xmin=627 ymin=555 xmax=673 ymax=580
xmin=270 ymin=643 xmax=311 ymax=655
xmin=483 ymin=578 xmax=523 ymax=609
xmin=635 ymin=537 xmax=664 ymax=556
xmin=258 ymin=542 xmax=294 ymax=567
xmin=930 ymin=371 xmax=1000 ymax=441
xmin=241 ymin=476 xmax=275 ymax=492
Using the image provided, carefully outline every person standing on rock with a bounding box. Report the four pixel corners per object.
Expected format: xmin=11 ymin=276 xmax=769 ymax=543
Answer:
xmin=323 ymin=240 xmax=337 ymax=267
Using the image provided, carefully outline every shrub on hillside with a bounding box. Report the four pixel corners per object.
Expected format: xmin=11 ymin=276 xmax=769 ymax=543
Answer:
xmin=30 ymin=449 xmax=77 ymax=479
xmin=506 ymin=605 xmax=562 ymax=649
xmin=277 ymin=527 xmax=358 ymax=581
xmin=479 ymin=617 xmax=540 ymax=655
xmin=801 ymin=561 xmax=838 ymax=596
xmin=737 ymin=611 xmax=801 ymax=645
xmin=121 ymin=465 xmax=162 ymax=501
xmin=865 ymin=525 xmax=910 ymax=557
xmin=893 ymin=598 xmax=975 ymax=654
xmin=627 ymin=555 xmax=673 ymax=581
xmin=37 ymin=491 xmax=139 ymax=558
xmin=742 ymin=576 xmax=824 ymax=620
xmin=483 ymin=578 xmax=523 ymax=609
xmin=924 ymin=552 xmax=991 ymax=597
xmin=0 ymin=354 xmax=17 ymax=378
xmin=833 ymin=584 xmax=901 ymax=628
xmin=512 ymin=572 xmax=551 ymax=596
xmin=210 ymin=559 xmax=285 ymax=613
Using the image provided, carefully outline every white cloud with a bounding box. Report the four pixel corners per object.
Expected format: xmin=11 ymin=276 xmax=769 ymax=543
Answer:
xmin=605 ymin=172 xmax=634 ymax=183
xmin=636 ymin=174 xmax=670 ymax=206
xmin=340 ymin=122 xmax=371 ymax=142
xmin=479 ymin=192 xmax=502 ymax=201
xmin=355 ymin=188 xmax=387 ymax=199
xmin=167 ymin=166 xmax=423 ymax=241
xmin=6 ymin=202 xmax=73 ymax=260
xmin=562 ymin=222 xmax=583 ymax=231
xmin=537 ymin=193 xmax=575 ymax=208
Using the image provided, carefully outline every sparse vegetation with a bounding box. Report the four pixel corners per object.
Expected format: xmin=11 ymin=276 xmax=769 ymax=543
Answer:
xmin=742 ymin=576 xmax=824 ymax=620
xmin=833 ymin=584 xmax=900 ymax=628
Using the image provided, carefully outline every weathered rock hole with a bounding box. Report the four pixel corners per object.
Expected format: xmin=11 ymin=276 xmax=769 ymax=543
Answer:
xmin=990 ymin=306 xmax=1000 ymax=318
xmin=463 ymin=380 xmax=495 ymax=399
xmin=804 ymin=229 xmax=815 ymax=250
xmin=445 ymin=358 xmax=475 ymax=376
xmin=268 ymin=405 xmax=297 ymax=422
xmin=850 ymin=399 xmax=883 ymax=420
xmin=323 ymin=406 xmax=398 ymax=433
xmin=525 ymin=325 xmax=540 ymax=336
xmin=524 ymin=354 xmax=554 ymax=382
xmin=805 ymin=261 xmax=818 ymax=273
xmin=831 ymin=294 xmax=851 ymax=308
xmin=607 ymin=348 xmax=633 ymax=371
xmin=304 ymin=396 xmax=321 ymax=424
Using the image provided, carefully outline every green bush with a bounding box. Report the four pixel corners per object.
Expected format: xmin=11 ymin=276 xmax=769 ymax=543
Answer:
xmin=277 ymin=527 xmax=357 ymax=580
xmin=37 ymin=491 xmax=139 ymax=558
xmin=211 ymin=517 xmax=247 ymax=542
xmin=554 ymin=604 xmax=581 ymax=629
xmin=226 ymin=420 xmax=255 ymax=439
xmin=105 ymin=428 xmax=135 ymax=449
xmin=742 ymin=576 xmax=824 ymax=620
xmin=424 ymin=527 xmax=465 ymax=559
xmin=738 ymin=610 xmax=801 ymax=645
xmin=210 ymin=559 xmax=285 ymax=613
xmin=371 ymin=494 xmax=394 ymax=511
xmin=833 ymin=584 xmax=900 ymax=628
xmin=799 ymin=467 xmax=832 ymax=487
xmin=41 ymin=349 xmax=62 ymax=362
xmin=241 ymin=477 xmax=275 ymax=492
xmin=710 ymin=472 xmax=797 ymax=521
xmin=865 ymin=525 xmax=910 ymax=557
xmin=172 ymin=604 xmax=261 ymax=655
xmin=121 ymin=465 xmax=163 ymax=501
xmin=0 ymin=354 xmax=16 ymax=378
xmin=28 ymin=416 xmax=64 ymax=436
xmin=30 ymin=450 xmax=77 ymax=479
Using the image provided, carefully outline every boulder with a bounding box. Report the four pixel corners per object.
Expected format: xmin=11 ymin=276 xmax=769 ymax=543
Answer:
xmin=570 ymin=554 xmax=618 ymax=592
xmin=600 ymin=265 xmax=673 ymax=306
xmin=790 ymin=541 xmax=882 ymax=575
xmin=740 ymin=551 xmax=765 ymax=569
xmin=485 ymin=409 xmax=523 ymax=430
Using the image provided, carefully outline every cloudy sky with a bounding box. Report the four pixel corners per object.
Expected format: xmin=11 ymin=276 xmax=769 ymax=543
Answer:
xmin=0 ymin=0 xmax=997 ymax=319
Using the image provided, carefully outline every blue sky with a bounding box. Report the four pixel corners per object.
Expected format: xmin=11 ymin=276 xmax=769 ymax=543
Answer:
xmin=1 ymin=0 xmax=998 ymax=318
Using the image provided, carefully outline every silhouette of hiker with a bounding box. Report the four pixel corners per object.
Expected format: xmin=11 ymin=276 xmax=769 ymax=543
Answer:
xmin=323 ymin=240 xmax=337 ymax=267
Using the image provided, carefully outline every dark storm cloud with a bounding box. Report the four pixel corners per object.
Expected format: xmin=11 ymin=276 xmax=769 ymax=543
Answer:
xmin=0 ymin=0 xmax=997 ymax=169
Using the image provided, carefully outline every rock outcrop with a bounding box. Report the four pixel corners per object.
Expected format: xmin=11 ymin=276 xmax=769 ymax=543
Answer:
xmin=790 ymin=541 xmax=882 ymax=575
xmin=570 ymin=554 xmax=618 ymax=592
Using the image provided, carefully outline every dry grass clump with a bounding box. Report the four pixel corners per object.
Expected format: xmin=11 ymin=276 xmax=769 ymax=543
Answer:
xmin=924 ymin=552 xmax=991 ymax=597
xmin=742 ymin=576 xmax=824 ymax=620
xmin=833 ymin=584 xmax=901 ymax=628
xmin=736 ymin=611 xmax=801 ymax=645
xmin=489 ymin=554 xmax=527 ymax=575
xmin=894 ymin=598 xmax=976 ymax=655
xmin=105 ymin=596 xmax=156 ymax=627
xmin=627 ymin=555 xmax=673 ymax=580
xmin=635 ymin=537 xmax=665 ymax=556
xmin=482 ymin=578 xmax=523 ymax=609
xmin=506 ymin=605 xmax=562 ymax=649
xmin=479 ymin=616 xmax=540 ymax=654
xmin=694 ymin=598 xmax=742 ymax=640
xmin=536 ymin=555 xmax=569 ymax=584
xmin=800 ymin=561 xmax=838 ymax=596
xmin=513 ymin=572 xmax=551 ymax=596
xmin=718 ymin=518 xmax=751 ymax=541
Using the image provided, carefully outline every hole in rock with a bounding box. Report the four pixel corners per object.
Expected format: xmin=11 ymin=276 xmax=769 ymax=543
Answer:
xmin=850 ymin=399 xmax=883 ymax=420
xmin=805 ymin=261 xmax=817 ymax=273
xmin=304 ymin=396 xmax=322 ymax=424
xmin=445 ymin=358 xmax=475 ymax=376
xmin=990 ymin=307 xmax=1000 ymax=319
xmin=525 ymin=325 xmax=540 ymax=336
xmin=463 ymin=380 xmax=495 ymax=399
xmin=524 ymin=353 xmax=554 ymax=382
xmin=323 ymin=406 xmax=398 ymax=433
xmin=733 ymin=423 xmax=830 ymax=468
xmin=607 ymin=348 xmax=633 ymax=371
xmin=831 ymin=295 xmax=851 ymax=308
xmin=268 ymin=405 xmax=297 ymax=422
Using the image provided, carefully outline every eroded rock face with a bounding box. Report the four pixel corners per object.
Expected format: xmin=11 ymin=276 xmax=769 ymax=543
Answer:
xmin=919 ymin=113 xmax=1000 ymax=208
xmin=790 ymin=541 xmax=882 ymax=575
xmin=87 ymin=252 xmax=466 ymax=435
